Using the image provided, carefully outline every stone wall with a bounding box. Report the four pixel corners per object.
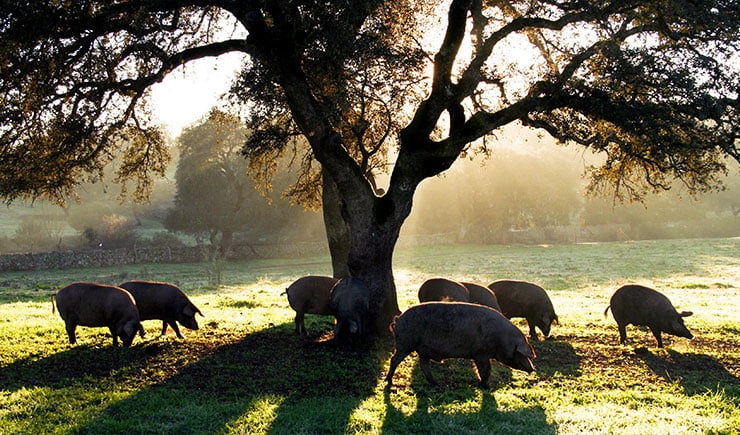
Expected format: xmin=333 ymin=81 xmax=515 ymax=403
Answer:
xmin=0 ymin=234 xmax=462 ymax=272
xmin=0 ymin=242 xmax=329 ymax=272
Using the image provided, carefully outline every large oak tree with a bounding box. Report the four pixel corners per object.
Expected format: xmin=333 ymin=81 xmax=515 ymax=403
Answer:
xmin=1 ymin=1 xmax=738 ymax=336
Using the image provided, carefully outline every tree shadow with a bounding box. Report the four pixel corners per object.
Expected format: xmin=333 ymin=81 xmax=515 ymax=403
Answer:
xmin=636 ymin=348 xmax=739 ymax=396
xmin=54 ymin=323 xmax=385 ymax=433
xmin=2 ymin=323 xmax=567 ymax=433
xmin=0 ymin=341 xmax=145 ymax=392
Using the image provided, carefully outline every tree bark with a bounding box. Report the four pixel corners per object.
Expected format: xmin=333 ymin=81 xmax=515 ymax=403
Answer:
xmin=322 ymin=166 xmax=403 ymax=334
xmin=346 ymin=203 xmax=404 ymax=336
xmin=321 ymin=167 xmax=351 ymax=279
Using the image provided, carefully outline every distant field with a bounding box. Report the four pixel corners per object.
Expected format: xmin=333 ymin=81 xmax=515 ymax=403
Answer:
xmin=0 ymin=205 xmax=189 ymax=253
xmin=0 ymin=238 xmax=738 ymax=433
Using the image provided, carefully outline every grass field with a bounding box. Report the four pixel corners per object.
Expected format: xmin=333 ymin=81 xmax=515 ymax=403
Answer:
xmin=0 ymin=238 xmax=738 ymax=434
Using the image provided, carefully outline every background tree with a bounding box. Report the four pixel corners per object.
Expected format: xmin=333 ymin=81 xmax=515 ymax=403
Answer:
xmin=1 ymin=1 xmax=737 ymax=337
xmin=165 ymin=109 xmax=253 ymax=259
xmin=12 ymin=214 xmax=68 ymax=252
xmin=165 ymin=109 xmax=326 ymax=257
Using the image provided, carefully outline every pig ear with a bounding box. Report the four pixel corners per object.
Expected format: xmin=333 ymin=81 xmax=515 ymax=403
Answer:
xmin=184 ymin=305 xmax=204 ymax=317
xmin=680 ymin=311 xmax=693 ymax=317
xmin=517 ymin=342 xmax=536 ymax=359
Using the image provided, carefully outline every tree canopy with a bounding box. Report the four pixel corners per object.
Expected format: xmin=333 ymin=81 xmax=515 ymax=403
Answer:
xmin=1 ymin=0 xmax=738 ymax=336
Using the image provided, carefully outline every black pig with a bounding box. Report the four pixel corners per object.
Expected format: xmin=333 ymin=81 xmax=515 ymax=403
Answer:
xmin=119 ymin=280 xmax=202 ymax=339
xmin=330 ymin=277 xmax=370 ymax=344
xmin=52 ymin=282 xmax=145 ymax=347
xmin=385 ymin=302 xmax=536 ymax=388
xmin=462 ymin=282 xmax=501 ymax=312
xmin=488 ymin=280 xmax=558 ymax=341
xmin=418 ymin=278 xmax=470 ymax=303
xmin=284 ymin=275 xmax=338 ymax=335
xmin=605 ymin=284 xmax=693 ymax=348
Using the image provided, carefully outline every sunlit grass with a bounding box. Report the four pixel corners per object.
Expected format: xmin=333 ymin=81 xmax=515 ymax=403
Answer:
xmin=0 ymin=238 xmax=738 ymax=433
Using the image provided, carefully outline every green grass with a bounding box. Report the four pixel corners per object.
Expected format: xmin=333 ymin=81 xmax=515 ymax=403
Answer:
xmin=1 ymin=238 xmax=738 ymax=433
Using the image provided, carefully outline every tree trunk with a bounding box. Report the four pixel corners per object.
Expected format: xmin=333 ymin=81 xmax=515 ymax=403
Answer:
xmin=219 ymin=229 xmax=233 ymax=259
xmin=322 ymin=167 xmax=351 ymax=279
xmin=340 ymin=189 xmax=413 ymax=336
xmin=323 ymin=167 xmax=404 ymax=335
xmin=347 ymin=218 xmax=402 ymax=336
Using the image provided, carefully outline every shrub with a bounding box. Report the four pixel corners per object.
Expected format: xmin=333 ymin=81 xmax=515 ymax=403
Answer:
xmin=82 ymin=214 xmax=138 ymax=249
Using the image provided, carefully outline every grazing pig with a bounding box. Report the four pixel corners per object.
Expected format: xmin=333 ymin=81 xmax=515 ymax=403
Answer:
xmin=462 ymin=282 xmax=501 ymax=312
xmin=330 ymin=276 xmax=370 ymax=343
xmin=605 ymin=284 xmax=693 ymax=348
xmin=488 ymin=280 xmax=558 ymax=341
xmin=284 ymin=275 xmax=339 ymax=335
xmin=119 ymin=280 xmax=202 ymax=339
xmin=51 ymin=282 xmax=145 ymax=347
xmin=418 ymin=278 xmax=470 ymax=303
xmin=385 ymin=302 xmax=536 ymax=388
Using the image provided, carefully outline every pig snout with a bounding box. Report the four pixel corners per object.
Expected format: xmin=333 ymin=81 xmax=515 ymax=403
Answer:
xmin=505 ymin=343 xmax=536 ymax=373
xmin=179 ymin=305 xmax=201 ymax=330
xmin=120 ymin=320 xmax=141 ymax=347
xmin=671 ymin=311 xmax=694 ymax=339
xmin=180 ymin=317 xmax=200 ymax=330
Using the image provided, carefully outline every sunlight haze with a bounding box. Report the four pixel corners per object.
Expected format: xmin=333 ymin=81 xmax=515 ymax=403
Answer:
xmin=150 ymin=52 xmax=244 ymax=137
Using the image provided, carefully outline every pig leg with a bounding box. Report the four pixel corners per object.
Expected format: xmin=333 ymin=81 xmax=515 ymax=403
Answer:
xmin=65 ymin=322 xmax=77 ymax=345
xmin=108 ymin=326 xmax=119 ymax=346
xmin=168 ymin=320 xmax=183 ymax=339
xmin=160 ymin=321 xmax=169 ymax=336
xmin=385 ymin=349 xmax=411 ymax=385
xmin=473 ymin=358 xmax=491 ymax=389
xmin=418 ymin=356 xmax=437 ymax=385
xmin=618 ymin=324 xmax=628 ymax=345
xmin=526 ymin=319 xmax=539 ymax=341
xmin=648 ymin=326 xmax=664 ymax=348
xmin=294 ymin=312 xmax=306 ymax=335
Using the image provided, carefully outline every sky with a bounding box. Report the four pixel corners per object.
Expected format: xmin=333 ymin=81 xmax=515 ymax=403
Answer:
xmin=149 ymin=52 xmax=244 ymax=138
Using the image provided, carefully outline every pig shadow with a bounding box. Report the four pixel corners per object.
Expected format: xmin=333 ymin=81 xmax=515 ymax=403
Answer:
xmin=401 ymin=356 xmax=515 ymax=390
xmin=381 ymin=352 xmax=554 ymax=433
xmin=530 ymin=338 xmax=582 ymax=378
xmin=382 ymin=384 xmax=555 ymax=433
xmin=636 ymin=349 xmax=739 ymax=396
xmin=381 ymin=339 xmax=579 ymax=392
